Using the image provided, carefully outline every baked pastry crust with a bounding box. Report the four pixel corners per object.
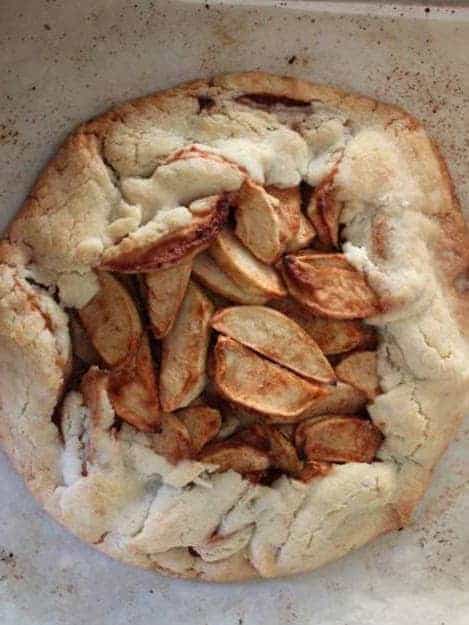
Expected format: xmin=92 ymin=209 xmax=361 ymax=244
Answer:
xmin=1 ymin=72 xmax=469 ymax=581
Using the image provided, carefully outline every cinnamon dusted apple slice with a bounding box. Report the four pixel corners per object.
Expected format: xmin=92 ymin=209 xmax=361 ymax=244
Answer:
xmin=306 ymin=172 xmax=343 ymax=248
xmin=108 ymin=334 xmax=160 ymax=431
xmin=143 ymin=258 xmax=192 ymax=339
xmin=150 ymin=413 xmax=193 ymax=464
xmin=271 ymin=299 xmax=377 ymax=355
xmin=209 ymin=228 xmax=286 ymax=300
xmin=198 ymin=440 xmax=270 ymax=474
xmin=101 ymin=194 xmax=230 ymax=272
xmin=211 ymin=336 xmax=326 ymax=420
xmin=295 ymin=416 xmax=383 ymax=463
xmin=192 ymin=253 xmax=268 ymax=305
xmin=299 ymin=381 xmax=367 ymax=420
xmin=234 ymin=180 xmax=288 ymax=264
xmin=211 ymin=305 xmax=335 ymax=383
xmin=69 ymin=313 xmax=100 ymax=365
xmin=176 ymin=405 xmax=222 ymax=453
xmin=79 ymin=272 xmax=142 ymax=367
xmin=281 ymin=253 xmax=379 ymax=319
xmin=286 ymin=213 xmax=316 ymax=252
xmin=267 ymin=186 xmax=316 ymax=252
xmin=240 ymin=424 xmax=303 ymax=475
xmin=160 ymin=282 xmax=213 ymax=412
xmin=335 ymin=351 xmax=380 ymax=400
xmin=297 ymin=461 xmax=332 ymax=483
xmin=266 ymin=186 xmax=301 ymax=241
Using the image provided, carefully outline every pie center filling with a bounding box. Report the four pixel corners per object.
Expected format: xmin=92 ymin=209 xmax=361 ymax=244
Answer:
xmin=65 ymin=137 xmax=384 ymax=488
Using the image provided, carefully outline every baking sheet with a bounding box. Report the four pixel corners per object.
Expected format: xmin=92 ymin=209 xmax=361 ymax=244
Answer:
xmin=0 ymin=1 xmax=468 ymax=624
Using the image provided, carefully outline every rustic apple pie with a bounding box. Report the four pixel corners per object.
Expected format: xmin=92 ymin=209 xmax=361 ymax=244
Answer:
xmin=1 ymin=72 xmax=468 ymax=580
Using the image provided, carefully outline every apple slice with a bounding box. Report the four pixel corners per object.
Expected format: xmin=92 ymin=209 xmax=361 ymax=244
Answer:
xmin=108 ymin=334 xmax=161 ymax=431
xmin=209 ymin=228 xmax=286 ymax=300
xmin=198 ymin=440 xmax=270 ymax=474
xmin=281 ymin=253 xmax=379 ymax=319
xmin=150 ymin=413 xmax=192 ymax=464
xmin=295 ymin=416 xmax=383 ymax=463
xmin=211 ymin=305 xmax=335 ymax=383
xmin=238 ymin=424 xmax=302 ymax=475
xmin=143 ymin=258 xmax=192 ymax=339
xmin=267 ymin=185 xmax=317 ymax=252
xmin=234 ymin=180 xmax=288 ymax=264
xmin=306 ymin=172 xmax=342 ymax=248
xmin=286 ymin=213 xmax=316 ymax=252
xmin=79 ymin=272 xmax=142 ymax=367
xmin=335 ymin=351 xmax=380 ymax=400
xmin=211 ymin=336 xmax=326 ymax=420
xmin=192 ymin=252 xmax=268 ymax=305
xmin=101 ymin=195 xmax=229 ymax=272
xmin=266 ymin=186 xmax=301 ymax=241
xmin=176 ymin=405 xmax=222 ymax=453
xmin=271 ymin=299 xmax=377 ymax=355
xmin=296 ymin=461 xmax=331 ymax=483
xmin=299 ymin=381 xmax=367 ymax=420
xmin=160 ymin=282 xmax=213 ymax=412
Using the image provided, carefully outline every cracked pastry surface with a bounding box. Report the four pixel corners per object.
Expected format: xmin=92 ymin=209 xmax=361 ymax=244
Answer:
xmin=1 ymin=72 xmax=469 ymax=581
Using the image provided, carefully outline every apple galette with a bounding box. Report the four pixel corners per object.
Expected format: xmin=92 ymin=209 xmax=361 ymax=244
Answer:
xmin=1 ymin=72 xmax=468 ymax=581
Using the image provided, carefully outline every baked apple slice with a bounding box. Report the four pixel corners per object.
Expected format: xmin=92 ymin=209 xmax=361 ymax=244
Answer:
xmin=211 ymin=336 xmax=326 ymax=420
xmin=209 ymin=228 xmax=286 ymax=300
xmin=160 ymin=282 xmax=213 ymax=412
xmin=295 ymin=416 xmax=383 ymax=463
xmin=306 ymin=172 xmax=342 ymax=248
xmin=266 ymin=186 xmax=301 ymax=241
xmin=299 ymin=381 xmax=367 ymax=419
xmin=108 ymin=334 xmax=160 ymax=431
xmin=149 ymin=413 xmax=192 ymax=464
xmin=271 ymin=299 xmax=377 ymax=354
xmin=198 ymin=440 xmax=270 ymax=474
xmin=176 ymin=405 xmax=222 ymax=453
xmin=143 ymin=258 xmax=192 ymax=339
xmin=238 ymin=424 xmax=303 ymax=475
xmin=192 ymin=252 xmax=268 ymax=305
xmin=335 ymin=350 xmax=380 ymax=400
xmin=79 ymin=271 xmax=142 ymax=367
xmin=297 ymin=461 xmax=331 ymax=483
xmin=286 ymin=213 xmax=316 ymax=252
xmin=101 ymin=194 xmax=230 ymax=272
xmin=281 ymin=252 xmax=379 ymax=319
xmin=234 ymin=180 xmax=288 ymax=264
xmin=267 ymin=185 xmax=316 ymax=252
xmin=211 ymin=305 xmax=335 ymax=383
